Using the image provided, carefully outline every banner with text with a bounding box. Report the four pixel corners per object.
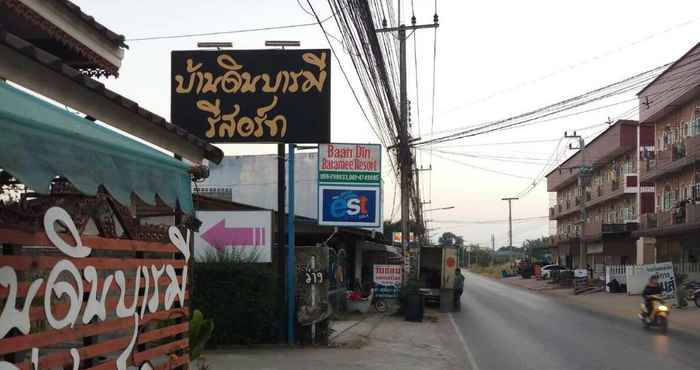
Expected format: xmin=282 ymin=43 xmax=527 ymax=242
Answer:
xmin=318 ymin=143 xmax=382 ymax=227
xmin=318 ymin=143 xmax=381 ymax=185
xmin=373 ymin=264 xmax=402 ymax=298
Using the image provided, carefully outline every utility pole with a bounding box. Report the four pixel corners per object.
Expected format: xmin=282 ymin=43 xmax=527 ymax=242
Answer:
xmin=565 ymin=131 xmax=588 ymax=269
xmin=377 ymin=2 xmax=438 ymax=283
xmin=491 ymin=234 xmax=495 ymax=266
xmin=502 ymin=197 xmax=518 ymax=263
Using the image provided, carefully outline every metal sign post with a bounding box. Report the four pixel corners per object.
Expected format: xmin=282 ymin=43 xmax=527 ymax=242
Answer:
xmin=287 ymin=143 xmax=296 ymax=345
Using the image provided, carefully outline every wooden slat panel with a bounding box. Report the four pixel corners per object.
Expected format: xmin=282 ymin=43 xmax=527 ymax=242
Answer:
xmin=0 ymin=275 xmax=183 ymax=299
xmin=1 ymin=255 xmax=186 ymax=271
xmin=29 ymin=291 xmax=189 ymax=321
xmin=0 ymin=228 xmax=178 ymax=253
xmin=14 ymin=323 xmax=189 ymax=370
xmin=85 ymin=338 xmax=189 ymax=370
xmin=0 ymin=308 xmax=189 ymax=355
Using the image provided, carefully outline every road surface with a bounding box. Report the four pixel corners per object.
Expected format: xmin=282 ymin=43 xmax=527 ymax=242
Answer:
xmin=451 ymin=272 xmax=700 ymax=370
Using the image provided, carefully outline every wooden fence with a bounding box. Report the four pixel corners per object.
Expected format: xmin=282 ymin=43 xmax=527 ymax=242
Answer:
xmin=0 ymin=206 xmax=190 ymax=370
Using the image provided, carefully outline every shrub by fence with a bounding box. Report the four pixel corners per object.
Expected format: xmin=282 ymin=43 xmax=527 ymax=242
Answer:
xmin=191 ymin=254 xmax=279 ymax=346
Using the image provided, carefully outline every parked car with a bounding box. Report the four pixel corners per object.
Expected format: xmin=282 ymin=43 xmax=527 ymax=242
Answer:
xmin=540 ymin=264 xmax=569 ymax=279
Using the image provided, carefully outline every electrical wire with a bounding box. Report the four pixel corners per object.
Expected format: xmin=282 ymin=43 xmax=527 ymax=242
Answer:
xmin=436 ymin=16 xmax=700 ymax=115
xmin=127 ymin=14 xmax=337 ymax=42
xmin=431 ymin=152 xmax=533 ymax=180
xmin=416 ymin=54 xmax=700 ymax=147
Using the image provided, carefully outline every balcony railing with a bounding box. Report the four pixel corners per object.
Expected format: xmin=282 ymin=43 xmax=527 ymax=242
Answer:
xmin=611 ymin=179 xmax=620 ymax=191
xmin=640 ymin=203 xmax=700 ymax=232
xmin=672 ymin=143 xmax=686 ymax=161
xmin=583 ymin=222 xmax=637 ymax=239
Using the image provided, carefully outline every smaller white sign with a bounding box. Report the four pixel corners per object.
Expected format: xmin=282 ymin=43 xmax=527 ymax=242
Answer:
xmin=574 ymin=269 xmax=589 ymax=278
xmin=626 ymin=262 xmax=676 ymax=303
xmin=195 ymin=211 xmax=272 ymax=262
xmin=373 ymin=264 xmax=402 ymax=286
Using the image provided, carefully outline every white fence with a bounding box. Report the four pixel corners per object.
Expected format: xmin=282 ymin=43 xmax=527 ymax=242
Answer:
xmin=605 ymin=265 xmax=629 ymax=292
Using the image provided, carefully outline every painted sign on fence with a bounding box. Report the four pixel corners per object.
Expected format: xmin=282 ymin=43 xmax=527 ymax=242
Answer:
xmin=625 ymin=262 xmax=676 ymax=302
xmin=171 ymin=49 xmax=331 ymax=143
xmin=0 ymin=207 xmax=190 ymax=370
xmin=318 ymin=186 xmax=381 ymax=227
xmin=373 ymin=264 xmax=402 ymax=298
xmin=195 ymin=211 xmax=272 ymax=262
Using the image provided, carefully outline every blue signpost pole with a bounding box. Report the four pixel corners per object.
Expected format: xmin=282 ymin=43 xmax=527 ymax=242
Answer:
xmin=287 ymin=143 xmax=296 ymax=345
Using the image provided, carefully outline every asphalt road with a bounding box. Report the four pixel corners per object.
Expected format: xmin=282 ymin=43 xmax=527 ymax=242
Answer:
xmin=450 ymin=273 xmax=700 ymax=370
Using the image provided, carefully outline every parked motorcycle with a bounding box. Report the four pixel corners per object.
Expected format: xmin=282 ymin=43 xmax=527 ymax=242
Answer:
xmin=639 ymin=294 xmax=670 ymax=333
xmin=686 ymin=281 xmax=700 ymax=308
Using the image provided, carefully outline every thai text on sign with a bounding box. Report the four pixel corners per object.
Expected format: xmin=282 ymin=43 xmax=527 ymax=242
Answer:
xmin=171 ymin=49 xmax=331 ymax=143
xmin=0 ymin=207 xmax=190 ymax=370
xmin=373 ymin=264 xmax=402 ymax=286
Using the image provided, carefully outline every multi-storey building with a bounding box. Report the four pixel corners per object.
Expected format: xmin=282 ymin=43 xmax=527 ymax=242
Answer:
xmin=637 ymin=43 xmax=700 ymax=265
xmin=545 ymin=120 xmax=654 ymax=268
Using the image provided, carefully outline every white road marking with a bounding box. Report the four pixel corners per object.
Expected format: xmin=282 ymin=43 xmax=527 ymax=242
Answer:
xmin=448 ymin=312 xmax=480 ymax=370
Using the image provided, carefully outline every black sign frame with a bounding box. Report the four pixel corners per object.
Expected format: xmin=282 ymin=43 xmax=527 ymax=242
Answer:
xmin=171 ymin=49 xmax=331 ymax=143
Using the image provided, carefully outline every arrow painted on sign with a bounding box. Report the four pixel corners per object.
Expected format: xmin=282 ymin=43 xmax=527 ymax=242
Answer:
xmin=200 ymin=220 xmax=266 ymax=251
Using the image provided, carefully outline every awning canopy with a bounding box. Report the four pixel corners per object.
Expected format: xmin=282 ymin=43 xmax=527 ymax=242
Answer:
xmin=0 ymin=81 xmax=194 ymax=213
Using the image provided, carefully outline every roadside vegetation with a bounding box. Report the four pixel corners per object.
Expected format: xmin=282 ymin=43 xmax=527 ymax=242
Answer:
xmin=469 ymin=263 xmax=512 ymax=278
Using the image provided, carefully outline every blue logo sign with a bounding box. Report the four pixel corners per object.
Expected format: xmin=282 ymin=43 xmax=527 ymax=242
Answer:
xmin=320 ymin=188 xmax=379 ymax=226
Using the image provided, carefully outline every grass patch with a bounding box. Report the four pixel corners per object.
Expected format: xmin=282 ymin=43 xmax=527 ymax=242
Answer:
xmin=469 ymin=263 xmax=512 ymax=278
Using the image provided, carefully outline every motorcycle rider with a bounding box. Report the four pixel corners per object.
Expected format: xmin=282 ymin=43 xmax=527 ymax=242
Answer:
xmin=642 ymin=275 xmax=663 ymax=319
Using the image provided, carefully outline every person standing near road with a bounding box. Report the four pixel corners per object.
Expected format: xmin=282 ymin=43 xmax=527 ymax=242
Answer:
xmin=454 ymin=268 xmax=465 ymax=310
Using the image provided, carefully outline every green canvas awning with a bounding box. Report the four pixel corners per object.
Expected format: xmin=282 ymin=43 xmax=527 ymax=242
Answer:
xmin=0 ymin=81 xmax=194 ymax=213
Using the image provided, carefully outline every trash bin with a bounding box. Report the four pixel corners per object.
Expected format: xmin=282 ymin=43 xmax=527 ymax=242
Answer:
xmin=405 ymin=293 xmax=424 ymax=322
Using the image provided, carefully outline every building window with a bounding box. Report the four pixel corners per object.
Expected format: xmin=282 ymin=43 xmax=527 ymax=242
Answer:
xmin=687 ymin=117 xmax=700 ymax=137
xmin=663 ymin=191 xmax=674 ymax=210
xmin=692 ymin=183 xmax=700 ymax=201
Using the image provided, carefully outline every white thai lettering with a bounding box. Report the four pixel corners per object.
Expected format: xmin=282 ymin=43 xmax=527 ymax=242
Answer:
xmin=0 ymin=267 xmax=42 ymax=337
xmin=82 ymin=267 xmax=113 ymax=324
xmin=148 ymin=265 xmax=165 ymax=313
xmin=115 ymin=268 xmax=141 ymax=318
xmin=43 ymin=207 xmax=92 ymax=258
xmin=140 ymin=265 xmax=150 ymax=318
xmin=44 ymin=259 xmax=83 ymax=330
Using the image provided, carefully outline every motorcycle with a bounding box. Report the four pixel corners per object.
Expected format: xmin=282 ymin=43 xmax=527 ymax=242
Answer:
xmin=639 ymin=294 xmax=670 ymax=333
xmin=683 ymin=280 xmax=700 ymax=308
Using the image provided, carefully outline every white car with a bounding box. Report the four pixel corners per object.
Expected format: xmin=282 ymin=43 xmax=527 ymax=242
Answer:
xmin=540 ymin=264 xmax=569 ymax=279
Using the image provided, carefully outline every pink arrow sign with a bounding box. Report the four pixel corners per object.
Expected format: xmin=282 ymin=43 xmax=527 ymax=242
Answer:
xmin=200 ymin=220 xmax=266 ymax=251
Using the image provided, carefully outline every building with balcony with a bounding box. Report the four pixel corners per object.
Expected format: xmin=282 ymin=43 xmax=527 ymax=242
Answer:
xmin=546 ymin=120 xmax=654 ymax=268
xmin=637 ymin=42 xmax=700 ymax=265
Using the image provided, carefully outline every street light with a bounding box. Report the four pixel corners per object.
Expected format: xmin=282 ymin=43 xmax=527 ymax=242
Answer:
xmin=196 ymin=42 xmax=233 ymax=49
xmin=424 ymin=206 xmax=455 ymax=212
xmin=265 ymin=40 xmax=301 ymax=48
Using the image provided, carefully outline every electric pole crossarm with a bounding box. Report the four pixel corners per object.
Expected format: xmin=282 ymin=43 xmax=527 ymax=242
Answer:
xmin=376 ymin=23 xmax=439 ymax=33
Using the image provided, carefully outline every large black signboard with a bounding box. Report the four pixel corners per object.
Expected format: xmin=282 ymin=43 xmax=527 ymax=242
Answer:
xmin=171 ymin=49 xmax=331 ymax=143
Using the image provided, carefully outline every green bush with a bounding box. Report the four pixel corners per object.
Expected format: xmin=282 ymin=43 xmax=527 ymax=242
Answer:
xmin=191 ymin=251 xmax=279 ymax=346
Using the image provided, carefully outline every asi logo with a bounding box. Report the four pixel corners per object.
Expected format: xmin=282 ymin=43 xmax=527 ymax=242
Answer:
xmin=330 ymin=191 xmax=369 ymax=218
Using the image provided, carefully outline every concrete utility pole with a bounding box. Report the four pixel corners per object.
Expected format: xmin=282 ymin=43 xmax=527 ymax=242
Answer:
xmin=491 ymin=233 xmax=495 ymax=266
xmin=502 ymin=197 xmax=518 ymax=263
xmin=377 ymin=1 xmax=438 ymax=282
xmin=565 ymin=131 xmax=588 ymax=269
